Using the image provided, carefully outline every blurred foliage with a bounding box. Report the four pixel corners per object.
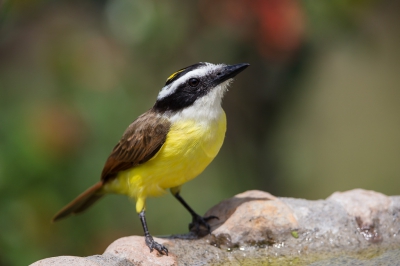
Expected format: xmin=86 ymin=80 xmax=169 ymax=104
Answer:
xmin=0 ymin=0 xmax=399 ymax=265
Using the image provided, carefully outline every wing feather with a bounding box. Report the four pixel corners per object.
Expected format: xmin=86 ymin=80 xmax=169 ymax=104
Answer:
xmin=101 ymin=110 xmax=170 ymax=182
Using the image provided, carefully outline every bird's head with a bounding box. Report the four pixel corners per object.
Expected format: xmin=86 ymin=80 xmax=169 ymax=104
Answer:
xmin=153 ymin=62 xmax=249 ymax=116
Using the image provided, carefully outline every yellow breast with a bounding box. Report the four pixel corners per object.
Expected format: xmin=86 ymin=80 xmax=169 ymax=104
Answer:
xmin=106 ymin=110 xmax=227 ymax=202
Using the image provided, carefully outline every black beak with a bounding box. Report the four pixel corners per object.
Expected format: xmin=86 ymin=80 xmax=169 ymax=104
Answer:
xmin=213 ymin=63 xmax=250 ymax=85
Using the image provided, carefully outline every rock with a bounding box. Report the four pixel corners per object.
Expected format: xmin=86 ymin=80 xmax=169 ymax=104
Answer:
xmin=103 ymin=236 xmax=177 ymax=266
xmin=30 ymin=189 xmax=400 ymax=266
xmin=31 ymin=236 xmax=177 ymax=266
xmin=32 ymin=256 xmax=101 ymax=266
xmin=328 ymin=189 xmax=392 ymax=224
xmin=204 ymin=190 xmax=298 ymax=246
xmin=328 ymin=189 xmax=393 ymax=243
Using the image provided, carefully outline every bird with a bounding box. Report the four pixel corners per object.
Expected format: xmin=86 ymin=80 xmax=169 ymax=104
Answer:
xmin=52 ymin=62 xmax=249 ymax=255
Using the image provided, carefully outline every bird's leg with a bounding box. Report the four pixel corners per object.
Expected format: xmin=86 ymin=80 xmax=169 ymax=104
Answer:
xmin=139 ymin=209 xmax=168 ymax=255
xmin=172 ymin=191 xmax=218 ymax=234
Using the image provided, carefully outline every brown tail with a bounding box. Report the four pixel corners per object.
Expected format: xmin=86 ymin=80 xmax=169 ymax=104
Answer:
xmin=52 ymin=181 xmax=104 ymax=222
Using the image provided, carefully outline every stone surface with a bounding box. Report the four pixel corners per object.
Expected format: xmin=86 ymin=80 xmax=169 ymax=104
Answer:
xmin=103 ymin=236 xmax=177 ymax=266
xmin=204 ymin=190 xmax=298 ymax=246
xmin=328 ymin=189 xmax=393 ymax=243
xmin=328 ymin=189 xmax=392 ymax=224
xmin=32 ymin=256 xmax=102 ymax=266
xmin=30 ymin=189 xmax=400 ymax=266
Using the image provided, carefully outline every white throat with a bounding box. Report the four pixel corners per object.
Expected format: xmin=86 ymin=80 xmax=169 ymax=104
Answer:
xmin=168 ymin=80 xmax=231 ymax=124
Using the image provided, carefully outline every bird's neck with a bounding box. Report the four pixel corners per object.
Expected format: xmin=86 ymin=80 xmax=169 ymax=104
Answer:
xmin=168 ymin=96 xmax=224 ymax=125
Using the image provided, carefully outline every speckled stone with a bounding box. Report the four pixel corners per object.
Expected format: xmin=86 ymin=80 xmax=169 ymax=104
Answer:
xmin=31 ymin=256 xmax=102 ymax=266
xmin=103 ymin=236 xmax=177 ymax=266
xmin=204 ymin=190 xmax=298 ymax=246
xmin=30 ymin=189 xmax=400 ymax=266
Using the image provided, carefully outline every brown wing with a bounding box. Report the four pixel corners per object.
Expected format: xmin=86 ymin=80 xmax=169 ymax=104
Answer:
xmin=52 ymin=110 xmax=169 ymax=222
xmin=101 ymin=110 xmax=170 ymax=182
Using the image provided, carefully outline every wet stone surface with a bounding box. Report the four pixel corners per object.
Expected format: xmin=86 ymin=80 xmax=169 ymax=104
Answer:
xmin=31 ymin=189 xmax=400 ymax=266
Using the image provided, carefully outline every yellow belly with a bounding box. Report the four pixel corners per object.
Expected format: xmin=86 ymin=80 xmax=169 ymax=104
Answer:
xmin=104 ymin=111 xmax=226 ymax=211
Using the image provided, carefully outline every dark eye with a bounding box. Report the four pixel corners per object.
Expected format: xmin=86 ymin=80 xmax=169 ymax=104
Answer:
xmin=188 ymin=78 xmax=200 ymax=87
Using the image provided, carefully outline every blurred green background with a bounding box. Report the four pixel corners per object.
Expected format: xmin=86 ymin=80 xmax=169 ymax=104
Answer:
xmin=1 ymin=0 xmax=399 ymax=265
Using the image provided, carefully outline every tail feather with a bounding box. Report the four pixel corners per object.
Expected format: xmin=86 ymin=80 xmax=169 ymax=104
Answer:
xmin=52 ymin=181 xmax=104 ymax=222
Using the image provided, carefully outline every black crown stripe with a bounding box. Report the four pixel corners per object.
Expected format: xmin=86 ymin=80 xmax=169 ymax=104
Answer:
xmin=165 ymin=63 xmax=206 ymax=86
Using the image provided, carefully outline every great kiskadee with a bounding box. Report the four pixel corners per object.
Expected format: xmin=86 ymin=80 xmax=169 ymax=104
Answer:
xmin=52 ymin=62 xmax=249 ymax=255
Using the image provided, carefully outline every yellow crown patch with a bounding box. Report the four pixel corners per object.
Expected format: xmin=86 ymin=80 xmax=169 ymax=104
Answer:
xmin=166 ymin=69 xmax=185 ymax=83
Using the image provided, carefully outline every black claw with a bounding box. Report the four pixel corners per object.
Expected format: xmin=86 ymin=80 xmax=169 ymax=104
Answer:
xmin=172 ymin=192 xmax=218 ymax=236
xmin=145 ymin=235 xmax=168 ymax=256
xmin=189 ymin=214 xmax=219 ymax=234
xmin=204 ymin=215 xmax=219 ymax=222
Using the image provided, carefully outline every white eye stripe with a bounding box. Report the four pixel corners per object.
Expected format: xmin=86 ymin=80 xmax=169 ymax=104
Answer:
xmin=157 ymin=63 xmax=225 ymax=100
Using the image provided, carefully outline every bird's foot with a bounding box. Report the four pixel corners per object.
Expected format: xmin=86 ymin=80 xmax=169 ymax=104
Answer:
xmin=189 ymin=214 xmax=219 ymax=235
xmin=144 ymin=234 xmax=168 ymax=256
